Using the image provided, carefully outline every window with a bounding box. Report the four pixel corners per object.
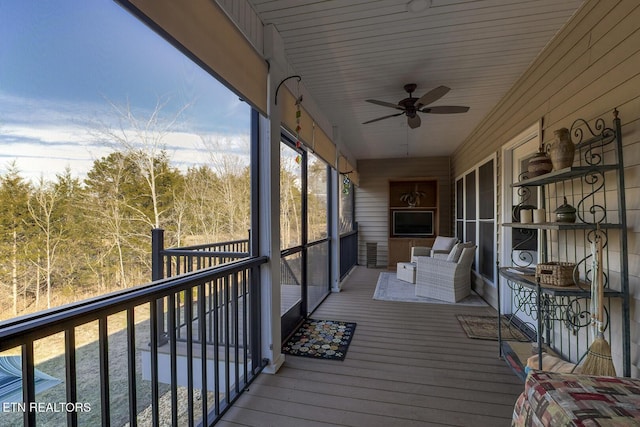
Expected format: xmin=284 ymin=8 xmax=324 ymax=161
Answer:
xmin=307 ymin=153 xmax=328 ymax=242
xmin=280 ymin=140 xmax=303 ymax=250
xmin=456 ymin=157 xmax=496 ymax=282
xmin=0 ymin=1 xmax=253 ymax=316
xmin=478 ymin=160 xmax=496 ymax=280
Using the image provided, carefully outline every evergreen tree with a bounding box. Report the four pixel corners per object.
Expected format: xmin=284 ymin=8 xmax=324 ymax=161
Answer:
xmin=0 ymin=164 xmax=31 ymax=315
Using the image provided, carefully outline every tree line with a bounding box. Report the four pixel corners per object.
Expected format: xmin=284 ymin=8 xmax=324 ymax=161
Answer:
xmin=0 ymin=148 xmax=253 ymax=319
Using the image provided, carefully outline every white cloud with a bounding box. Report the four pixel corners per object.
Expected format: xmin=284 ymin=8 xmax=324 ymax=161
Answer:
xmin=0 ymin=93 xmax=251 ymax=182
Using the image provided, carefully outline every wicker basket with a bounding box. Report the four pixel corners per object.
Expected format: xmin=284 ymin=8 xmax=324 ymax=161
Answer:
xmin=535 ymin=262 xmax=576 ymax=287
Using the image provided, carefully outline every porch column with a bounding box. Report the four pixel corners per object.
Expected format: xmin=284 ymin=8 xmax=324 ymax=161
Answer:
xmin=330 ymin=126 xmax=341 ymax=292
xmin=259 ymin=24 xmax=286 ymax=374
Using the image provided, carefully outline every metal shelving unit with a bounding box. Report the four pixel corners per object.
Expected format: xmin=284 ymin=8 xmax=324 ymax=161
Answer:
xmin=497 ymin=109 xmax=630 ymax=377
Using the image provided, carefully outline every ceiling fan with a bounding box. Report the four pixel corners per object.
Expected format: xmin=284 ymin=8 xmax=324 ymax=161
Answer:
xmin=363 ymin=84 xmax=470 ymax=129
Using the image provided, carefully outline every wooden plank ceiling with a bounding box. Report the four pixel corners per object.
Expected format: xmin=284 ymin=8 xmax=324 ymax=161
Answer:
xmin=246 ymin=0 xmax=584 ymax=159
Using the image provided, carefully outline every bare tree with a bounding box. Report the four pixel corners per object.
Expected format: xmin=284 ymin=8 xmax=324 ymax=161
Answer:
xmin=92 ymin=96 xmax=190 ymax=229
xmin=279 ymin=149 xmax=302 ymax=248
xmin=28 ymin=177 xmax=64 ymax=309
xmin=200 ymin=136 xmax=251 ymax=241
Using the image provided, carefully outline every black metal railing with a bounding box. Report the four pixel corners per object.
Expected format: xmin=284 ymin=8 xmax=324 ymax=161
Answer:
xmin=339 ymin=228 xmax=358 ymax=280
xmin=152 ymin=229 xmax=250 ymax=279
xmin=0 ymin=257 xmax=267 ymax=427
xmin=151 ymin=230 xmax=253 ymax=347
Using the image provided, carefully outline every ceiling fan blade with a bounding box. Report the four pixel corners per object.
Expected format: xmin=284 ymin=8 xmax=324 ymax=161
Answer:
xmin=365 ymin=99 xmax=405 ymax=110
xmin=407 ymin=114 xmax=421 ymax=129
xmin=362 ymin=112 xmax=404 ymax=124
xmin=415 ymin=85 xmax=450 ymax=108
xmin=420 ymin=105 xmax=470 ymax=114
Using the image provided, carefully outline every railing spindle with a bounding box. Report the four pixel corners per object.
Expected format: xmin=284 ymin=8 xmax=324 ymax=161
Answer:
xmin=98 ymin=316 xmax=110 ymax=427
xmin=149 ymin=301 xmax=159 ymax=427
xmin=213 ymin=276 xmax=221 ymax=416
xmin=185 ymin=287 xmax=194 ymax=427
xmin=22 ymin=341 xmax=36 ymax=426
xmin=168 ymin=293 xmax=178 ymax=427
xmin=224 ymin=276 xmax=231 ymax=403
xmin=198 ymin=282 xmax=208 ymax=425
xmin=233 ymin=273 xmax=240 ymax=394
xmin=126 ymin=308 xmax=137 ymax=427
xmin=65 ymin=328 xmax=78 ymax=427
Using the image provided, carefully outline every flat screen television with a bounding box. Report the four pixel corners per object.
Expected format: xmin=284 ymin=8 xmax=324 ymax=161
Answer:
xmin=392 ymin=210 xmax=434 ymax=236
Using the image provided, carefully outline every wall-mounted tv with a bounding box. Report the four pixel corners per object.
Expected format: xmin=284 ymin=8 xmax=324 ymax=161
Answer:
xmin=392 ymin=210 xmax=434 ymax=237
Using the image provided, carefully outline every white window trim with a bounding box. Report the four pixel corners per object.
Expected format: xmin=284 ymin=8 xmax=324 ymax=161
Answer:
xmin=455 ymin=153 xmax=497 ymax=286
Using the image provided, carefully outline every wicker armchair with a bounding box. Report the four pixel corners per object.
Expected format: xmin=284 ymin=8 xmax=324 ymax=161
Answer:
xmin=414 ymin=245 xmax=476 ymax=303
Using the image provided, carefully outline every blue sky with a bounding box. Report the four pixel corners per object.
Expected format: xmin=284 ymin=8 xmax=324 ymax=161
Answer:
xmin=0 ymin=0 xmax=250 ymax=181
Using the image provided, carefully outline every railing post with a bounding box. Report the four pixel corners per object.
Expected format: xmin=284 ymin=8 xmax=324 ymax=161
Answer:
xmin=151 ymin=228 xmax=168 ymax=345
xmin=151 ymin=228 xmax=165 ymax=281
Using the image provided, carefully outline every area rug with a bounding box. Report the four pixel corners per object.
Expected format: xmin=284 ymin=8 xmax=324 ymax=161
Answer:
xmin=282 ymin=319 xmax=356 ymax=361
xmin=456 ymin=315 xmax=530 ymax=341
xmin=373 ymin=272 xmax=488 ymax=306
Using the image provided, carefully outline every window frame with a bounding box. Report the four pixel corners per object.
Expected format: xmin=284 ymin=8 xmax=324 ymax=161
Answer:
xmin=455 ymin=154 xmax=497 ymax=284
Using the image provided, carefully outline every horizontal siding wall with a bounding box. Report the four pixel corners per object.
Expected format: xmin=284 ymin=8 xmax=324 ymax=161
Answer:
xmin=216 ymin=0 xmax=264 ymax=54
xmin=355 ymin=157 xmax=452 ymax=267
xmin=452 ymin=0 xmax=640 ymax=376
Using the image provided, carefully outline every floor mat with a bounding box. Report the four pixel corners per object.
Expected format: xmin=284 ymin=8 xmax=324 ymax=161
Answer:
xmin=456 ymin=314 xmax=530 ymax=341
xmin=282 ymin=319 xmax=356 ymax=361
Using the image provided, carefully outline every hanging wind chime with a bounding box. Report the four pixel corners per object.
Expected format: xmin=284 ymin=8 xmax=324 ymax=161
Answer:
xmin=343 ymin=176 xmax=351 ymax=194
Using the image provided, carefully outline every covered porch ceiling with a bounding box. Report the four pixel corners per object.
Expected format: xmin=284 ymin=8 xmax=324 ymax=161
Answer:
xmin=246 ymin=0 xmax=584 ymax=160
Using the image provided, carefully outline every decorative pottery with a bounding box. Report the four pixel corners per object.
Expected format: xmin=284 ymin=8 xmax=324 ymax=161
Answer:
xmin=527 ymin=147 xmax=553 ymax=178
xmin=555 ymin=197 xmax=576 ymax=223
xmin=549 ymin=127 xmax=575 ymax=170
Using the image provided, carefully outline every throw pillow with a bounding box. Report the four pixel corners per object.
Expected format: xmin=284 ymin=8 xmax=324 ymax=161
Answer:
xmin=526 ymin=353 xmax=580 ymax=374
xmin=447 ymin=242 xmax=474 ymax=263
xmin=433 ymin=236 xmax=457 ymax=253
xmin=446 ymin=243 xmax=464 ymax=262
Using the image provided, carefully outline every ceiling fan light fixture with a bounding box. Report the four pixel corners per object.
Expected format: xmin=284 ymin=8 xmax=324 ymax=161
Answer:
xmin=406 ymin=0 xmax=431 ymax=13
xmin=363 ymin=83 xmax=469 ymax=129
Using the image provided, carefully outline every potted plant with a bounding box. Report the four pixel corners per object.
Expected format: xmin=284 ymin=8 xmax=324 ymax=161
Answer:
xmin=400 ymin=190 xmax=425 ymax=207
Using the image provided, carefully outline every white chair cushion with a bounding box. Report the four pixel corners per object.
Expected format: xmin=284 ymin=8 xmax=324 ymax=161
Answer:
xmin=410 ymin=246 xmax=431 ymax=263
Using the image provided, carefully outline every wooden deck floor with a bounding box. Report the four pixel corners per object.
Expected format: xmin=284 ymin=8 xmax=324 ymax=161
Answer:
xmin=219 ymin=267 xmax=524 ymax=426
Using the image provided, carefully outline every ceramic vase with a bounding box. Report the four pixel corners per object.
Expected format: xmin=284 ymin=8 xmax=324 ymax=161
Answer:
xmin=555 ymin=196 xmax=577 ymax=223
xmin=527 ymin=147 xmax=553 ymax=178
xmin=549 ymin=128 xmax=575 ymax=170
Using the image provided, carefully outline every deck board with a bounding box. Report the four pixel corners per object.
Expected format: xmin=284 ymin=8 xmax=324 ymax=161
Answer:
xmin=220 ymin=267 xmax=523 ymax=426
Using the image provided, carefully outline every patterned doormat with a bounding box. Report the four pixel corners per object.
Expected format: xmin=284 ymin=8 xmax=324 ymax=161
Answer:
xmin=456 ymin=315 xmax=530 ymax=341
xmin=282 ymin=319 xmax=357 ymax=361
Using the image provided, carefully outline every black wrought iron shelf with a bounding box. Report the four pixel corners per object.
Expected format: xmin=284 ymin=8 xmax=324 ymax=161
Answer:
xmin=502 ymin=222 xmax=622 ymax=230
xmin=574 ymin=131 xmax=616 ymax=150
xmin=497 ymin=109 xmax=630 ymax=376
xmin=511 ymin=164 xmax=618 ymax=187
xmin=499 ymin=267 xmax=624 ymax=298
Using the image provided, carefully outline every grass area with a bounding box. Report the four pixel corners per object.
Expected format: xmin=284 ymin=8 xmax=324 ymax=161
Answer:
xmin=1 ymin=304 xmax=225 ymax=426
xmin=2 ymin=306 xmax=161 ymax=426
